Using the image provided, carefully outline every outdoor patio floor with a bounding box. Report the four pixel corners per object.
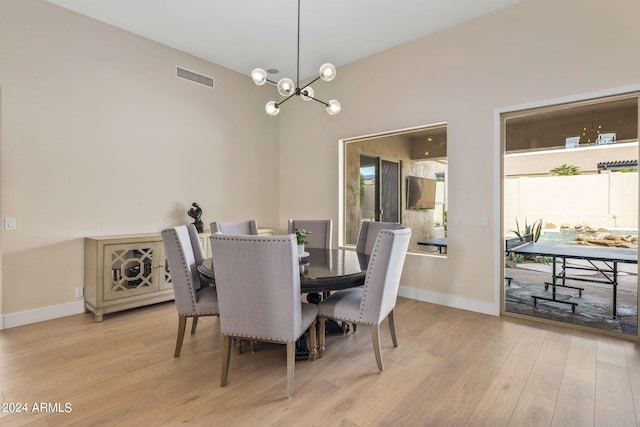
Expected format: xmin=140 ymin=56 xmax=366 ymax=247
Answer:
xmin=505 ymin=262 xmax=638 ymax=337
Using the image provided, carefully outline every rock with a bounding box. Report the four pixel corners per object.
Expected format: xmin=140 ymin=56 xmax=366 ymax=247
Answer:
xmin=604 ymin=234 xmax=623 ymax=241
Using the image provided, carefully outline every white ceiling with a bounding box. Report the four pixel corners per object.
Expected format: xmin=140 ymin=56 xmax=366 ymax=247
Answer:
xmin=46 ymin=0 xmax=523 ymax=81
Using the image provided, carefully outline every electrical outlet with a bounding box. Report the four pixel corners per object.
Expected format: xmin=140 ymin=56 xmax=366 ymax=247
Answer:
xmin=75 ymin=287 xmax=84 ymax=298
xmin=453 ymin=283 xmax=460 ymax=293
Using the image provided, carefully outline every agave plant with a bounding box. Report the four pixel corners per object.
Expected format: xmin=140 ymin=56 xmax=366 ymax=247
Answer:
xmin=508 ymin=218 xmax=548 ymax=264
xmin=512 ymin=218 xmax=543 ymax=242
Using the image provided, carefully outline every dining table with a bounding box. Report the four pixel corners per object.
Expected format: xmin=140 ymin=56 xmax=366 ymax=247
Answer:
xmin=197 ymin=247 xmax=369 ymax=298
xmin=197 ymin=247 xmax=369 ymax=360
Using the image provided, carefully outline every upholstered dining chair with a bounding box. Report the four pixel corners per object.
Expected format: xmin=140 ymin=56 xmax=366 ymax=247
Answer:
xmin=287 ymin=219 xmax=332 ymax=249
xmin=210 ymin=233 xmax=318 ymax=398
xmin=210 ymin=220 xmax=259 ymax=235
xmin=318 ymin=227 xmax=411 ymax=372
xmin=355 ymin=221 xmax=403 ymax=255
xmin=161 ymin=224 xmax=219 ymax=357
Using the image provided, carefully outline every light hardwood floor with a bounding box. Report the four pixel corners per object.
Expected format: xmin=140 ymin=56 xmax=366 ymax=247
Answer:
xmin=1 ymin=297 xmax=639 ymax=426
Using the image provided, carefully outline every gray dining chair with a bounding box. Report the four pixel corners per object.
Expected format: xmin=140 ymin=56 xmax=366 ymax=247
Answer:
xmin=209 ymin=220 xmax=262 ymax=353
xmin=348 ymin=220 xmax=403 ymax=332
xmin=210 ymin=220 xmax=259 ymax=235
xmin=161 ymin=224 xmax=219 ymax=357
xmin=318 ymin=227 xmax=411 ymax=372
xmin=210 ymin=233 xmax=318 ymax=398
xmin=287 ymin=219 xmax=332 ymax=249
xmin=355 ymin=221 xmax=403 ymax=255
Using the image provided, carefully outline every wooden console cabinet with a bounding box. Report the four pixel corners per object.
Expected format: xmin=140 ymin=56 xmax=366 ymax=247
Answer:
xmin=84 ymin=233 xmax=175 ymax=322
xmin=84 ymin=228 xmax=275 ymax=321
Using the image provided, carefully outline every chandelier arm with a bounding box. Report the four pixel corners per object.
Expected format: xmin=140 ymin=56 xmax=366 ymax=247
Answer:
xmin=277 ymin=93 xmax=298 ymax=107
xmin=299 ymin=76 xmax=322 ymax=90
xmin=305 ymin=96 xmax=329 ymax=108
xmin=265 ymin=78 xmax=279 ymax=85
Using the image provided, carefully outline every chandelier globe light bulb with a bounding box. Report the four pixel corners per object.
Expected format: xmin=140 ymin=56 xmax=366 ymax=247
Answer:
xmin=300 ymin=86 xmax=314 ymax=101
xmin=277 ymin=78 xmax=295 ymax=96
xmin=319 ymin=63 xmax=336 ymax=81
xmin=265 ymin=101 xmax=280 ymax=116
xmin=251 ymin=68 xmax=268 ymax=86
xmin=326 ymin=99 xmax=341 ymax=115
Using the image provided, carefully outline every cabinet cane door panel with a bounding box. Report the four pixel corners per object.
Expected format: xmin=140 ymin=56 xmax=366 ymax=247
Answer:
xmin=103 ymin=242 xmax=162 ymax=301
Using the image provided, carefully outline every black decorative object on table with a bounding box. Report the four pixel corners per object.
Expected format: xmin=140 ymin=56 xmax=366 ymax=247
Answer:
xmin=188 ymin=202 xmax=204 ymax=233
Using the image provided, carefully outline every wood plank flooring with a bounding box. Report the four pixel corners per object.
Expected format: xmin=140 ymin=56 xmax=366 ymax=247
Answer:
xmin=1 ymin=297 xmax=639 ymax=426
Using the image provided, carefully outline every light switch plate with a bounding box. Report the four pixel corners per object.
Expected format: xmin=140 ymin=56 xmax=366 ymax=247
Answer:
xmin=4 ymin=217 xmax=16 ymax=230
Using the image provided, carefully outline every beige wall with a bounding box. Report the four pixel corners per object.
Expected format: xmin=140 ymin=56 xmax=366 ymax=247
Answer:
xmin=0 ymin=1 xmax=279 ymax=320
xmin=276 ymin=0 xmax=640 ymax=311
xmin=2 ymin=0 xmax=640 ymax=325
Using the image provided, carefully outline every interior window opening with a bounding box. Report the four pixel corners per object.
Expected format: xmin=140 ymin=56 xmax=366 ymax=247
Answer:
xmin=343 ymin=123 xmax=447 ymax=254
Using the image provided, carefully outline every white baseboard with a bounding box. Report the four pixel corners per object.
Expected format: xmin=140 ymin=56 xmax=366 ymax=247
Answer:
xmin=0 ymin=288 xmax=497 ymax=330
xmin=399 ymin=285 xmax=500 ymax=316
xmin=1 ymin=301 xmax=85 ymax=329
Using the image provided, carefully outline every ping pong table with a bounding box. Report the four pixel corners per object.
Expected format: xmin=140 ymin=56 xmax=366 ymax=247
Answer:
xmin=507 ymin=234 xmax=637 ymax=317
xmin=419 ymin=235 xmax=638 ymax=317
xmin=417 ymin=237 xmax=448 ymax=253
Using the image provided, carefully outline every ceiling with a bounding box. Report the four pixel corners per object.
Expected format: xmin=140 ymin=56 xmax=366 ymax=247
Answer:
xmin=46 ymin=0 xmax=524 ymax=81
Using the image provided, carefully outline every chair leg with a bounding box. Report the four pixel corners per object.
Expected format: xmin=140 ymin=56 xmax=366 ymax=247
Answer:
xmin=174 ymin=316 xmax=187 ymax=357
xmin=388 ymin=310 xmax=398 ymax=347
xmin=286 ymin=341 xmax=295 ymax=398
xmin=371 ymin=325 xmax=384 ymax=372
xmin=221 ymin=335 xmax=232 ymax=387
xmin=190 ymin=316 xmax=199 ymax=334
xmin=318 ymin=317 xmax=326 ymax=358
xmin=309 ymin=319 xmax=317 ymax=361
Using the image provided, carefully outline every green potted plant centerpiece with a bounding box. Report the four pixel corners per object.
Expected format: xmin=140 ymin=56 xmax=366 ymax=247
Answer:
xmin=294 ymin=228 xmax=309 ymax=254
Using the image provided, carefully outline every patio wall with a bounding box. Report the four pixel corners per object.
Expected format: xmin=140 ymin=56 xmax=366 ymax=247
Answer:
xmin=505 ymin=172 xmax=638 ymax=232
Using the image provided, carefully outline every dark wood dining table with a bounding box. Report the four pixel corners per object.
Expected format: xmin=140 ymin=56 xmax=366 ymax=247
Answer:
xmin=197 ymin=247 xmax=369 ymax=301
xmin=197 ymin=247 xmax=369 ymax=359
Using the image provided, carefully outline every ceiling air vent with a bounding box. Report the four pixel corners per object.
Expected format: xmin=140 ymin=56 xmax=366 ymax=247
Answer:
xmin=176 ymin=66 xmax=214 ymax=89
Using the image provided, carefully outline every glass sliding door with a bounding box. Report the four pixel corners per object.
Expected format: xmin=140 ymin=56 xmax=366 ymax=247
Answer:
xmin=359 ymin=155 xmax=379 ymax=222
xmin=502 ymin=93 xmax=639 ymax=338
xmin=359 ymin=156 xmax=400 ymax=223
xmin=381 ymin=159 xmax=400 ymax=223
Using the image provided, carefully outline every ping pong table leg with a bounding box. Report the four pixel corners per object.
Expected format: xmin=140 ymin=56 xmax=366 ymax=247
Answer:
xmin=612 ymin=262 xmax=618 ymax=319
xmin=535 ymin=254 xmax=580 ymax=313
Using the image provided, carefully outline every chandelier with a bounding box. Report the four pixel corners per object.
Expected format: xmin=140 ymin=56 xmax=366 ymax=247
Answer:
xmin=250 ymin=0 xmax=341 ymax=116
